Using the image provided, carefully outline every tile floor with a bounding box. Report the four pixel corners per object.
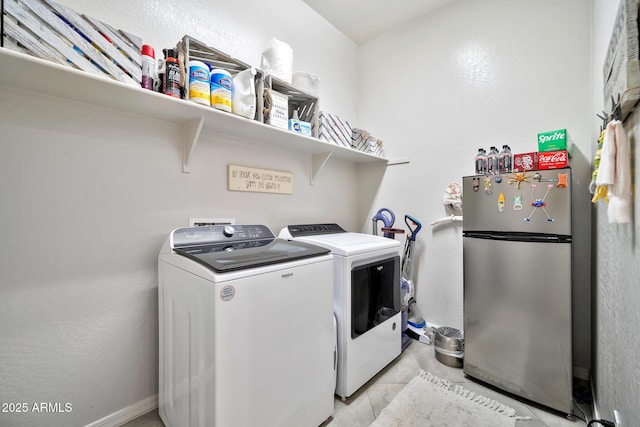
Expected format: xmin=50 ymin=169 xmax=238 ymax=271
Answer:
xmin=123 ymin=340 xmax=589 ymax=427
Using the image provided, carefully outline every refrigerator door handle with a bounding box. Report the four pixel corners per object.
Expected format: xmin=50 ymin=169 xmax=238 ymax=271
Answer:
xmin=463 ymin=232 xmax=572 ymax=243
xmin=463 ymin=232 xmax=507 ymax=240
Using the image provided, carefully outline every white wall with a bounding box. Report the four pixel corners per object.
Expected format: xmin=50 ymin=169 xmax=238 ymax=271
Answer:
xmin=0 ymin=1 xmax=364 ymax=426
xmin=357 ymin=0 xmax=593 ymax=373
xmin=591 ymin=1 xmax=640 ymax=425
xmin=3 ymin=1 xmax=620 ymax=425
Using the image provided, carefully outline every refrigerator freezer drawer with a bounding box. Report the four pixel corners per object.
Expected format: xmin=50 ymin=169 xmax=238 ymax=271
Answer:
xmin=463 ymin=236 xmax=572 ymax=414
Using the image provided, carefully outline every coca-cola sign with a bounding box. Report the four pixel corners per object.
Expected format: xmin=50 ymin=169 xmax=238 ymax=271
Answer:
xmin=538 ymin=150 xmax=569 ymax=170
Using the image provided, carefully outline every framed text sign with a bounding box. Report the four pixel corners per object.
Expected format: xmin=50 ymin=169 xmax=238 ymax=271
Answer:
xmin=227 ymin=164 xmax=293 ymax=194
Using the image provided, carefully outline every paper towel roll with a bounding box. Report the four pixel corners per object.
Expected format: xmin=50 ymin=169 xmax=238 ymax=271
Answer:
xmin=261 ymin=37 xmax=293 ymax=83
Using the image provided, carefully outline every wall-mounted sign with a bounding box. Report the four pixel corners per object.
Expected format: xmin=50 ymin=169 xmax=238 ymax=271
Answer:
xmin=227 ymin=164 xmax=293 ymax=194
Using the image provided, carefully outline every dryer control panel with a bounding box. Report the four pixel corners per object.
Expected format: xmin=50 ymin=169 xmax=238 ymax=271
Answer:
xmin=287 ymin=223 xmax=346 ymax=237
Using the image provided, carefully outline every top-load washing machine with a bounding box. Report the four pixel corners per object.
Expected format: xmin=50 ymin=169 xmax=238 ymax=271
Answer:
xmin=158 ymin=225 xmax=336 ymax=427
xmin=279 ymin=223 xmax=402 ymax=399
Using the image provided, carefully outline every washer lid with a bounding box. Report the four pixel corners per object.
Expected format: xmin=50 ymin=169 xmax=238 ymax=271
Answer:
xmin=174 ymin=238 xmax=330 ymax=272
xmin=291 ymin=232 xmax=401 ymax=256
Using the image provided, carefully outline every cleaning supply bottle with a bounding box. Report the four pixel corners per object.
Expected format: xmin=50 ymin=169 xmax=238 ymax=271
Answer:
xmin=288 ymin=109 xmax=302 ymax=133
xmin=163 ymin=49 xmax=181 ymax=98
xmin=156 ymin=59 xmax=165 ymax=93
xmin=140 ymin=44 xmax=155 ymax=91
xmin=187 ymin=60 xmax=210 ymax=106
xmin=210 ymin=68 xmax=233 ymax=112
xmin=232 ymin=67 xmax=257 ymax=119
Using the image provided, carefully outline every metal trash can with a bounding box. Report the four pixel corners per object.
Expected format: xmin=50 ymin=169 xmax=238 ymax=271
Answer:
xmin=434 ymin=327 xmax=464 ymax=368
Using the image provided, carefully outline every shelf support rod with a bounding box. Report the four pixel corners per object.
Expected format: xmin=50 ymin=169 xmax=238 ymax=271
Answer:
xmin=387 ymin=157 xmax=410 ymax=166
xmin=183 ymin=116 xmax=205 ymax=173
xmin=310 ymin=151 xmax=333 ymax=185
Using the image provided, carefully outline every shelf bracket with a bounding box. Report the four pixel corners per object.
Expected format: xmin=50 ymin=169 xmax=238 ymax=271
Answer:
xmin=183 ymin=117 xmax=205 ymax=173
xmin=310 ymin=151 xmax=333 ymax=184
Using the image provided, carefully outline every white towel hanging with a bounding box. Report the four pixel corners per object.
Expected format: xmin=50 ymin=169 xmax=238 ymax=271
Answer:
xmin=595 ymin=120 xmax=632 ymax=224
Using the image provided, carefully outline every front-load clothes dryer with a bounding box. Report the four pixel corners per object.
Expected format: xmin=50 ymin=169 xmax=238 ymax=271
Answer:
xmin=158 ymin=225 xmax=336 ymax=427
xmin=279 ymin=223 xmax=402 ymax=399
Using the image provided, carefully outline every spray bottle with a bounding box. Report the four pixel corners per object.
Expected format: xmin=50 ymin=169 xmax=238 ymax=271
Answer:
xmin=163 ymin=49 xmax=181 ymax=98
xmin=140 ymin=45 xmax=156 ymax=91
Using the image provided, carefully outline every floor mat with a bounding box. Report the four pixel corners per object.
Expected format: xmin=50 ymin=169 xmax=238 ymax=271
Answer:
xmin=370 ymin=371 xmax=530 ymax=427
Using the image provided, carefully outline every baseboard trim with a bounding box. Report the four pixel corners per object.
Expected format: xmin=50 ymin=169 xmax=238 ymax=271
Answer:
xmin=85 ymin=394 xmax=158 ymax=427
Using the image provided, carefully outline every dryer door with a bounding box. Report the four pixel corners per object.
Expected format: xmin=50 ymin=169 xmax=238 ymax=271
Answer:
xmin=351 ymin=255 xmax=400 ymax=338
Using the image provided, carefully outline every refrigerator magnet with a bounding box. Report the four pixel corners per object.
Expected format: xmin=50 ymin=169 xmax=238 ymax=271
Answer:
xmin=513 ymin=194 xmax=523 ymax=210
xmin=525 ymin=184 xmax=554 ymax=222
xmin=498 ymin=192 xmax=505 ymax=212
xmin=484 ymin=176 xmax=493 ymax=195
xmin=473 ymin=177 xmax=480 ymax=192
xmin=534 ymin=171 xmax=559 ymax=183
xmin=507 ymin=172 xmax=531 ymax=189
xmin=557 ymin=173 xmax=568 ymax=188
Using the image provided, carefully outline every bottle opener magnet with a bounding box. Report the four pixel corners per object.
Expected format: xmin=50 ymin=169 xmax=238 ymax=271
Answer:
xmin=513 ymin=194 xmax=523 ymax=210
xmin=473 ymin=177 xmax=480 ymax=192
xmin=498 ymin=192 xmax=505 ymax=212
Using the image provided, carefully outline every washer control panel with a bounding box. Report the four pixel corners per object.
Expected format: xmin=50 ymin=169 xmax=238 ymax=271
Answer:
xmin=172 ymin=225 xmax=274 ymax=248
xmin=223 ymin=225 xmax=235 ymax=237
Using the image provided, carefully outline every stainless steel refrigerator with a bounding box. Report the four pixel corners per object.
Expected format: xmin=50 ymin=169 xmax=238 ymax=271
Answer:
xmin=462 ymin=167 xmax=572 ymax=415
